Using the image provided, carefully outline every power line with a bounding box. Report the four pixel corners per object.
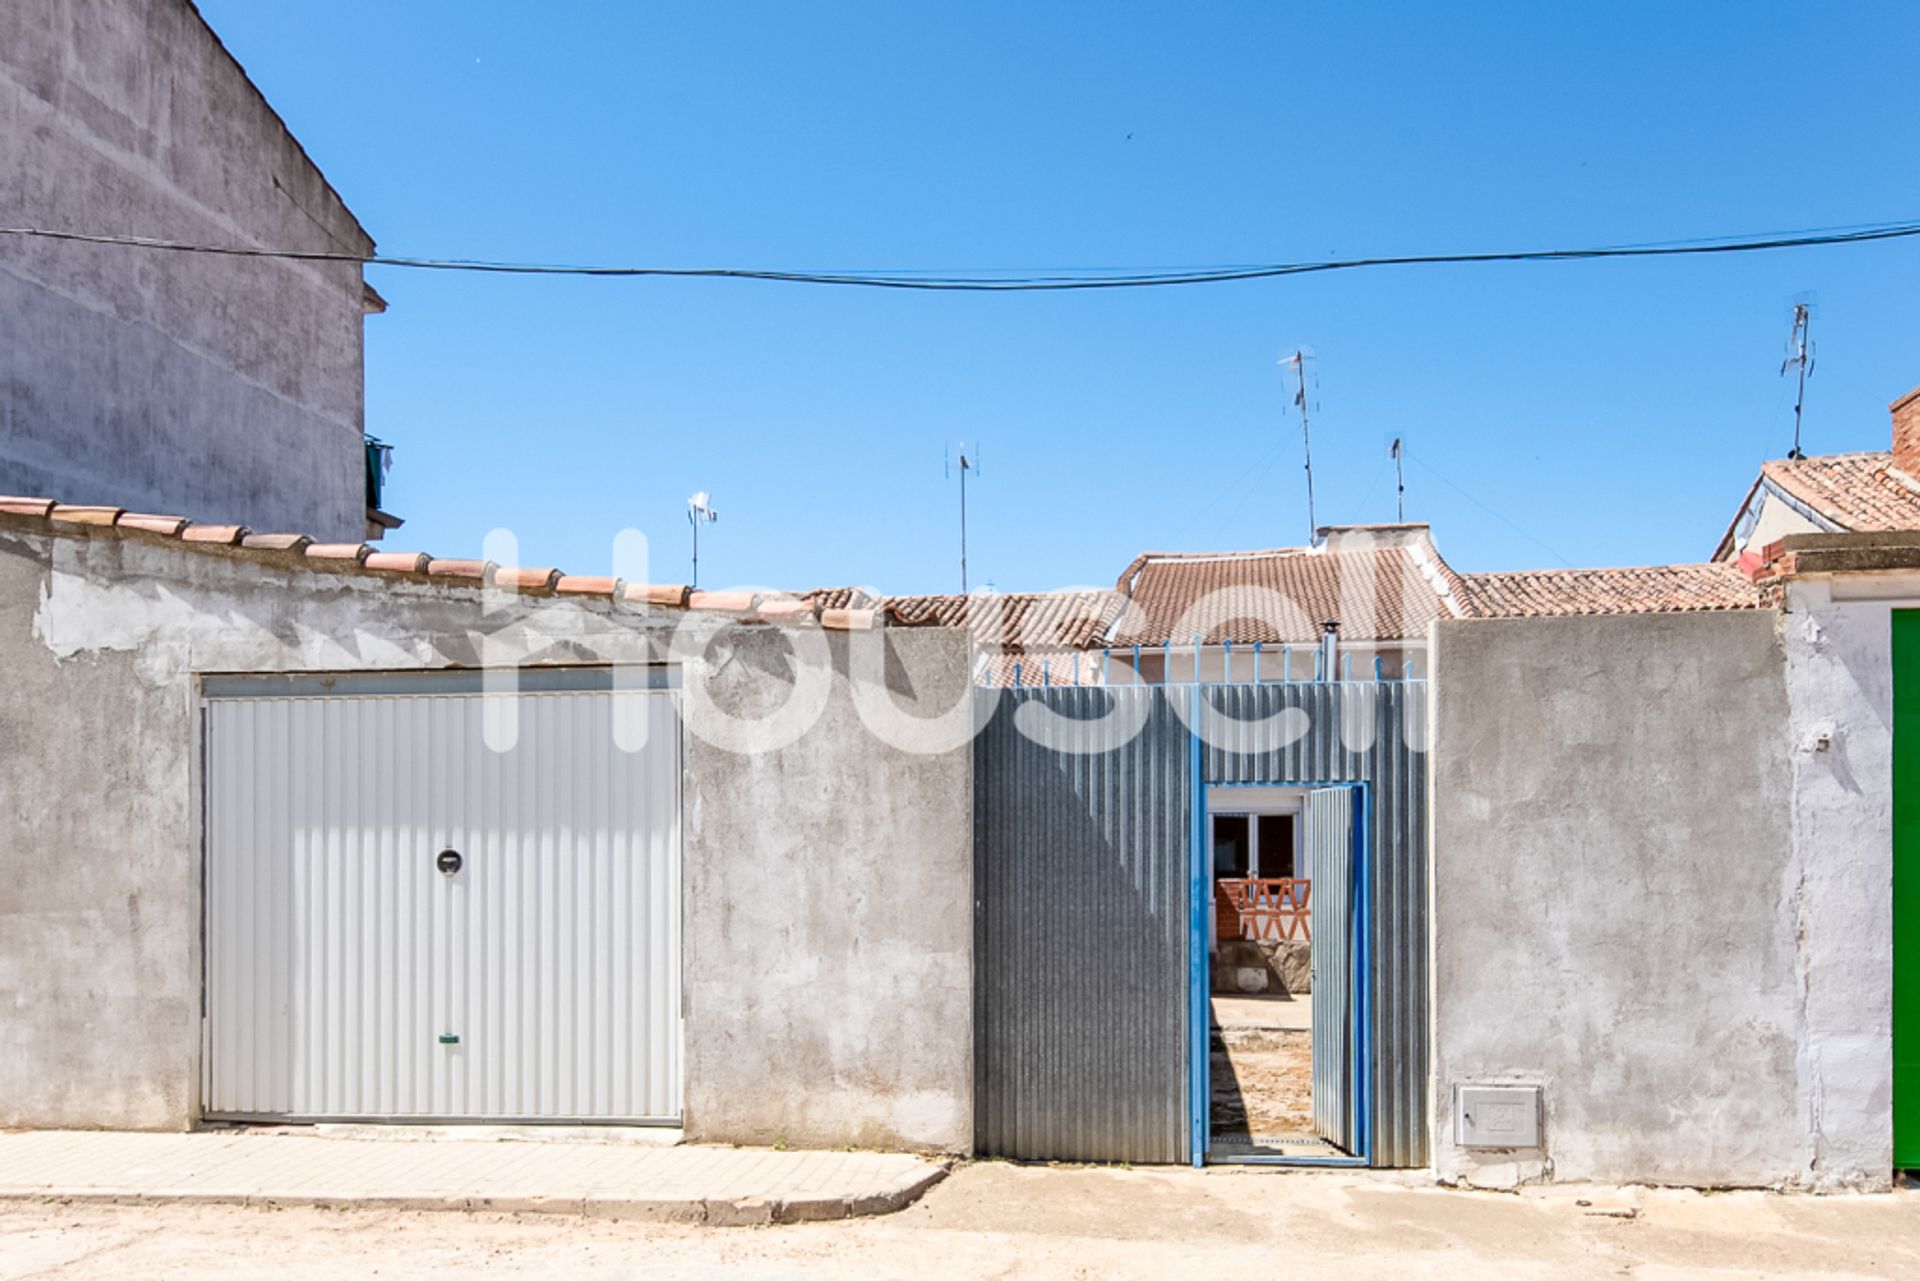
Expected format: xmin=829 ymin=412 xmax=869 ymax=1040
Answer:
xmin=1 ymin=219 xmax=1918 ymax=291
xmin=1406 ymin=453 xmax=1575 ymax=568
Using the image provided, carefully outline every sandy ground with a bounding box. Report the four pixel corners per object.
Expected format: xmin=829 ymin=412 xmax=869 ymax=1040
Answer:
xmin=1212 ymin=1027 xmax=1314 ymax=1139
xmin=3 ymin=1163 xmax=1917 ymax=1279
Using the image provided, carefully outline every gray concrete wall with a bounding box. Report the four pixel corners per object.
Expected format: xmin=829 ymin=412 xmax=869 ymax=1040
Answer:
xmin=1429 ymin=611 xmax=1806 ymax=1188
xmin=683 ymin=628 xmax=973 ymax=1151
xmin=1775 ymin=573 xmax=1915 ymax=1189
xmin=0 ymin=520 xmax=972 ymax=1151
xmin=0 ymin=0 xmax=374 ymax=540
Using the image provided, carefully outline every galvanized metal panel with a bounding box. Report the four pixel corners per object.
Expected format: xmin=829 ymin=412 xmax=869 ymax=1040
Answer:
xmin=204 ymin=689 xmax=682 ymax=1122
xmin=972 ymin=687 xmax=1191 ymax=1164
xmin=1306 ymin=785 xmax=1357 ymax=1151
xmin=1203 ymin=682 xmax=1429 ymax=1168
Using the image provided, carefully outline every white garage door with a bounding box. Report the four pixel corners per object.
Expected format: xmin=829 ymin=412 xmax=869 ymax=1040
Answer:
xmin=203 ymin=676 xmax=682 ymax=1122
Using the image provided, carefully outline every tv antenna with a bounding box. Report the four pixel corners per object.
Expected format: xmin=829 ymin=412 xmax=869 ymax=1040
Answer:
xmin=946 ymin=443 xmax=980 ymax=594
xmin=687 ymin=491 xmax=718 ymax=587
xmin=1782 ymin=301 xmax=1815 ymax=459
xmin=1281 ymin=349 xmax=1317 ymax=540
xmin=1390 ymin=437 xmax=1405 ymax=521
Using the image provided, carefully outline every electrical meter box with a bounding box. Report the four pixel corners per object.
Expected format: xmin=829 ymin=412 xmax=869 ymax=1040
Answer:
xmin=1456 ymin=1085 xmax=1542 ymax=1148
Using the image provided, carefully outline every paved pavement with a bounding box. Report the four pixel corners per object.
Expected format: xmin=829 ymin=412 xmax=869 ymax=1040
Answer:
xmin=0 ymin=1130 xmax=945 ymax=1225
xmin=3 ymin=1161 xmax=1917 ymax=1279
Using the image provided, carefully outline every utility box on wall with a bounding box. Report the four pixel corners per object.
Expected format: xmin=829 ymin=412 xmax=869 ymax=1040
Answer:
xmin=1456 ymin=1086 xmax=1542 ymax=1149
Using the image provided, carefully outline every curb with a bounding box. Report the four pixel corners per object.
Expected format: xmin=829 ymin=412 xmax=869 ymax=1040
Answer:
xmin=0 ymin=1164 xmax=950 ymax=1226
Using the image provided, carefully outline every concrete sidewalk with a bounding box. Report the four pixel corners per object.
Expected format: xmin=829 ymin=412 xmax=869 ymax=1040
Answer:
xmin=0 ymin=1130 xmax=947 ymax=1225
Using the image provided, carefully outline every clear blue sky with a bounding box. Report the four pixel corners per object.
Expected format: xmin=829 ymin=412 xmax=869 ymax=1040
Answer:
xmin=198 ymin=0 xmax=1920 ymax=593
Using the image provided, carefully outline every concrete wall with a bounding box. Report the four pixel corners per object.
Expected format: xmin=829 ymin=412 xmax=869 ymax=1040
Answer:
xmin=1429 ymin=611 xmax=1814 ymax=1188
xmin=0 ymin=520 xmax=972 ymax=1151
xmin=683 ymin=628 xmax=972 ymax=1151
xmin=0 ymin=0 xmax=374 ymax=540
xmin=1776 ymin=572 xmax=1914 ymax=1187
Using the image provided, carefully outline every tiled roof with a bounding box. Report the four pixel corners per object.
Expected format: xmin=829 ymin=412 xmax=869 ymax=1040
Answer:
xmin=802 ymin=586 xmax=877 ymax=612
xmin=1459 ymin=563 xmax=1765 ymax=618
xmin=0 ymin=497 xmax=878 ymax=629
xmin=1760 ymin=452 xmax=1920 ymax=532
xmin=1110 ymin=542 xmax=1460 ymax=645
xmin=882 ymin=590 xmax=1124 ymax=651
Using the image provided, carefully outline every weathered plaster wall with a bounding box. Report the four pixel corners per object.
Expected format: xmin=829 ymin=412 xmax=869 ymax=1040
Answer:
xmin=0 ymin=523 xmax=972 ymax=1151
xmin=1429 ymin=611 xmax=1806 ymax=1188
xmin=0 ymin=0 xmax=373 ymax=539
xmin=683 ymin=627 xmax=973 ymax=1152
xmin=1777 ymin=573 xmax=1914 ymax=1188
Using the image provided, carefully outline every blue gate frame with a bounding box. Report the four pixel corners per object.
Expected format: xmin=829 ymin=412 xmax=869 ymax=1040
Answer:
xmin=972 ymin=676 xmax=1422 ymax=1168
xmin=1187 ymin=693 xmax=1374 ymax=1167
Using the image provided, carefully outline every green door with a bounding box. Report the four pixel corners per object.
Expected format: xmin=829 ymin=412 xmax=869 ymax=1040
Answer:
xmin=1896 ymin=610 xmax=1920 ymax=1169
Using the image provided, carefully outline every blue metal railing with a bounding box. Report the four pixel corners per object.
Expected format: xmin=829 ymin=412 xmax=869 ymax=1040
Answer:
xmin=990 ymin=637 xmax=1424 ymax=688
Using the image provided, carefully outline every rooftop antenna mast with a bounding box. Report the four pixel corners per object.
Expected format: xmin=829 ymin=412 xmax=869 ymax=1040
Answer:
xmin=1390 ymin=437 xmax=1405 ymax=521
xmin=1282 ymin=349 xmax=1317 ymax=540
xmin=946 ymin=444 xmax=980 ymax=593
xmin=687 ymin=491 xmax=718 ymax=588
xmin=1782 ymin=302 xmax=1815 ymax=459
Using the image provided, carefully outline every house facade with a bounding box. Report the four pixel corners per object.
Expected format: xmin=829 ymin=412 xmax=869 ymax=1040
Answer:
xmin=0 ymin=462 xmax=1916 ymax=1187
xmin=1714 ymin=385 xmax=1920 ymax=563
xmin=0 ymin=0 xmax=392 ymax=543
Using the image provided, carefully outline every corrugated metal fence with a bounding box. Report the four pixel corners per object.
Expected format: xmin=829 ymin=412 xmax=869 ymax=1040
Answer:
xmin=973 ymin=687 xmax=1192 ymax=1163
xmin=973 ymin=680 xmax=1428 ymax=1168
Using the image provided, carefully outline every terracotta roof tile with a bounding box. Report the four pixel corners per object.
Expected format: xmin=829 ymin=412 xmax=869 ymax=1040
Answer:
xmin=820 ymin=606 xmax=878 ymax=631
xmin=687 ymin=589 xmax=758 ymax=614
xmin=493 ymin=566 xmax=561 ymax=595
xmin=424 ymin=558 xmax=493 ymax=582
xmin=1759 ymin=452 xmax=1920 ymax=532
xmin=756 ymin=597 xmax=818 ymax=626
xmin=554 ymin=574 xmax=619 ymax=597
xmin=803 ymin=586 xmax=875 ymax=611
xmin=882 ymin=591 xmax=1122 ymax=650
xmin=180 ymin=524 xmax=249 ymax=545
xmin=117 ymin=513 xmax=192 ymax=537
xmin=1459 ymin=563 xmax=1764 ymax=618
xmin=1 ymin=493 xmax=951 ymax=632
xmin=241 ymin=532 xmax=312 ymax=553
xmin=623 ymin=583 xmax=692 ymax=609
xmin=305 ymin=542 xmax=372 ymax=563
xmin=1110 ymin=542 xmax=1455 ymax=644
xmin=363 ymin=551 xmax=431 ymax=574
xmin=49 ymin=504 xmax=123 ymax=527
xmin=0 ymin=496 xmax=57 ymax=518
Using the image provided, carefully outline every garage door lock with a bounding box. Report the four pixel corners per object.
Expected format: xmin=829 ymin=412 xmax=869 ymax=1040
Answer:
xmin=436 ymin=849 xmax=463 ymax=875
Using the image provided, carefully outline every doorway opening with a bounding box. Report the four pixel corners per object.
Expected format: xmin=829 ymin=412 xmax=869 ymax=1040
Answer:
xmin=1202 ymin=783 xmax=1367 ymax=1165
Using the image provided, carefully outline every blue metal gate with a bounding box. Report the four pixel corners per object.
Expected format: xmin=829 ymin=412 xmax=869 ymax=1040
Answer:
xmin=1307 ymin=784 xmax=1361 ymax=1153
xmin=971 ymin=677 xmax=1427 ymax=1167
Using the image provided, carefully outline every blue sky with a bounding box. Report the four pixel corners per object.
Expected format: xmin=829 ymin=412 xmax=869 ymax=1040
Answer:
xmin=198 ymin=1 xmax=1920 ymax=593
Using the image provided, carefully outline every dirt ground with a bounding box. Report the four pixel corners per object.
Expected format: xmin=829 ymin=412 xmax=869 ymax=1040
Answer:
xmin=1212 ymin=1026 xmax=1314 ymax=1140
xmin=3 ymin=1163 xmax=1918 ymax=1279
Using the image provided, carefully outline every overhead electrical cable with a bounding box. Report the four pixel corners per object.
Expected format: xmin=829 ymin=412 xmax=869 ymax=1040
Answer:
xmin=1 ymin=219 xmax=1917 ymax=291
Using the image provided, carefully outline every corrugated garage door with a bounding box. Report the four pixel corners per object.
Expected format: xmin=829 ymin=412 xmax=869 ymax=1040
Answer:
xmin=203 ymin=676 xmax=682 ymax=1122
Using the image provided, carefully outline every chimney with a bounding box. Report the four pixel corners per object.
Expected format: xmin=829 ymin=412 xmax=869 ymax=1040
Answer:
xmin=1894 ymin=385 xmax=1920 ymax=476
xmin=1318 ymin=620 xmax=1339 ymax=681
